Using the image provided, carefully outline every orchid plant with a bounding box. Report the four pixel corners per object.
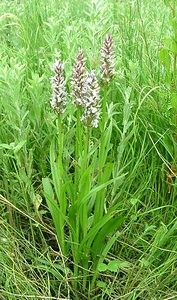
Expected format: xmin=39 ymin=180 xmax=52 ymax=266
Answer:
xmin=42 ymin=33 xmax=124 ymax=296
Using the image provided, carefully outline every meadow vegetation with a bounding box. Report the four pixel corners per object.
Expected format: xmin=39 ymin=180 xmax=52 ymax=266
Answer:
xmin=0 ymin=0 xmax=177 ymax=299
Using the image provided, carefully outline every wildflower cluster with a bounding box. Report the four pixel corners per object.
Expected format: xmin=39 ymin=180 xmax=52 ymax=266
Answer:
xmin=50 ymin=33 xmax=115 ymax=127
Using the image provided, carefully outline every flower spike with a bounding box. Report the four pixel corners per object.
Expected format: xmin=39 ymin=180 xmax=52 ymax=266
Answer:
xmin=71 ymin=48 xmax=87 ymax=106
xmin=100 ymin=33 xmax=115 ymax=83
xmin=50 ymin=60 xmax=67 ymax=114
xmin=81 ymin=70 xmax=100 ymax=128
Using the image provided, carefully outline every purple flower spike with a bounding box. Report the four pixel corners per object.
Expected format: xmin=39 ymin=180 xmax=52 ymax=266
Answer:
xmin=50 ymin=60 xmax=67 ymax=114
xmin=100 ymin=33 xmax=115 ymax=83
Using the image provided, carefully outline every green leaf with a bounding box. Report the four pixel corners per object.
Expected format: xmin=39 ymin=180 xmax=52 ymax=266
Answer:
xmin=50 ymin=140 xmax=60 ymax=200
xmin=33 ymin=194 xmax=42 ymax=211
xmin=14 ymin=140 xmax=26 ymax=154
xmin=0 ymin=140 xmax=26 ymax=152
xmin=78 ymin=173 xmax=127 ymax=208
xmin=79 ymin=164 xmax=92 ymax=199
xmin=171 ymin=39 xmax=177 ymax=54
xmin=91 ymin=232 xmax=121 ymax=287
xmin=159 ymin=48 xmax=171 ymax=69
xmin=108 ymin=260 xmax=130 ymax=272
xmin=38 ymin=209 xmax=47 ymax=215
xmin=171 ymin=17 xmax=177 ymax=32
xmin=79 ymin=204 xmax=120 ymax=256
xmin=101 ymin=121 xmax=112 ymax=167
xmin=164 ymin=37 xmax=171 ymax=49
xmin=105 ymin=288 xmax=114 ymax=296
xmin=96 ymin=281 xmax=106 ymax=288
xmin=0 ymin=143 xmax=13 ymax=150
xmin=102 ymin=162 xmax=113 ymax=183
xmin=120 ymin=261 xmax=130 ymax=267
xmin=92 ymin=215 xmax=125 ymax=261
xmin=171 ymin=93 xmax=177 ymax=112
xmin=163 ymin=0 xmax=169 ymax=6
xmin=130 ymin=214 xmax=137 ymax=221
xmin=97 ymin=262 xmax=107 ymax=272
xmin=42 ymin=178 xmax=74 ymax=231
xmin=107 ymin=260 xmax=120 ymax=272
xmin=140 ymin=258 xmax=150 ymax=267
xmin=64 ymin=173 xmax=74 ymax=200
xmin=42 ymin=177 xmax=54 ymax=199
xmin=130 ymin=198 xmax=139 ymax=206
xmin=158 ymin=134 xmax=174 ymax=158
xmin=42 ymin=177 xmax=67 ymax=253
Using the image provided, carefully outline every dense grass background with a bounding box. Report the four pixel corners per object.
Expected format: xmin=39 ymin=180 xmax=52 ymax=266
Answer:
xmin=0 ymin=0 xmax=177 ymax=299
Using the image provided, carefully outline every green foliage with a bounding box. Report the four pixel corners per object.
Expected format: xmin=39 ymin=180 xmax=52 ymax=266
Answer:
xmin=171 ymin=92 xmax=177 ymax=112
xmin=159 ymin=48 xmax=171 ymax=69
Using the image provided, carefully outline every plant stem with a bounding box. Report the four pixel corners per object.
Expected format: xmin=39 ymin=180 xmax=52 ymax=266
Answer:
xmin=173 ymin=1 xmax=177 ymax=90
xmin=81 ymin=126 xmax=90 ymax=291
xmin=82 ymin=126 xmax=90 ymax=237
xmin=73 ymin=108 xmax=83 ymax=290
xmin=57 ymin=115 xmax=65 ymax=254
xmin=74 ymin=108 xmax=82 ymax=202
xmin=94 ymin=85 xmax=107 ymax=224
xmin=173 ymin=54 xmax=177 ymax=90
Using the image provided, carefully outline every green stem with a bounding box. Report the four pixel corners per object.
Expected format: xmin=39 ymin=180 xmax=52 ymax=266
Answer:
xmin=94 ymin=86 xmax=107 ymax=224
xmin=102 ymin=85 xmax=107 ymax=132
xmin=57 ymin=116 xmax=65 ymax=254
xmin=74 ymin=108 xmax=82 ymax=202
xmin=58 ymin=116 xmax=63 ymax=178
xmin=173 ymin=54 xmax=177 ymax=90
xmin=73 ymin=108 xmax=82 ymax=289
xmin=81 ymin=126 xmax=90 ymax=291
xmin=82 ymin=126 xmax=90 ymax=237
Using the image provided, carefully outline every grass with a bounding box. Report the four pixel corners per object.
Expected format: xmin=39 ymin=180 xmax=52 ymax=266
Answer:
xmin=0 ymin=0 xmax=177 ymax=299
